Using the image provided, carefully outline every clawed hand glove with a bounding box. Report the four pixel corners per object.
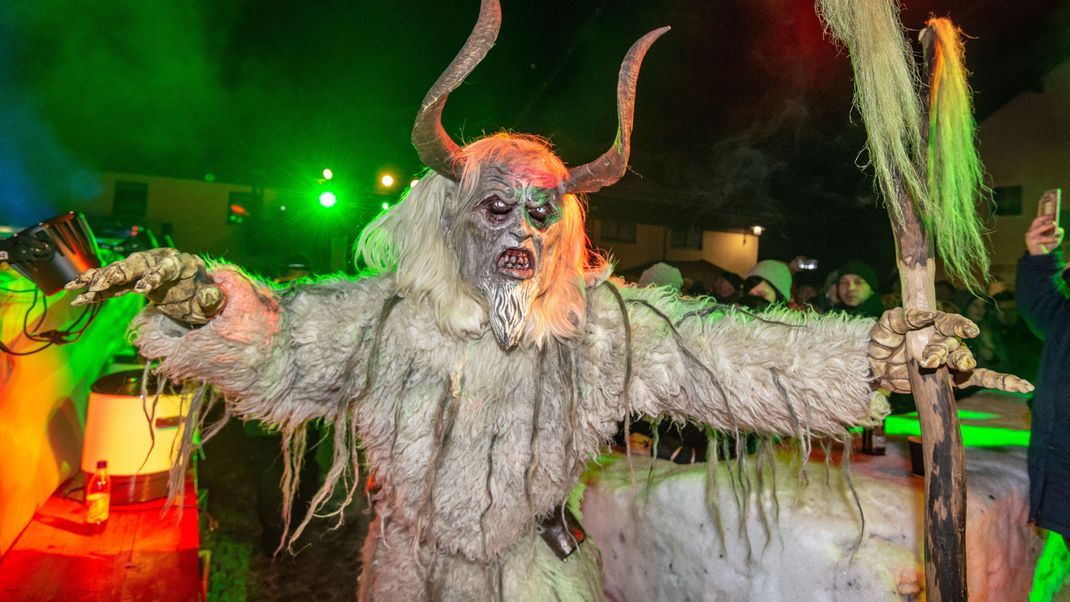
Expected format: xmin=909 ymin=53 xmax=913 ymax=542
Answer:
xmin=869 ymin=308 xmax=1033 ymax=394
xmin=65 ymin=248 xmax=225 ymax=325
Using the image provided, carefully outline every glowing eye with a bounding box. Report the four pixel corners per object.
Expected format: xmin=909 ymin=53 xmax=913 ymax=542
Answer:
xmin=527 ymin=204 xmax=553 ymax=225
xmin=485 ymin=197 xmax=511 ymax=216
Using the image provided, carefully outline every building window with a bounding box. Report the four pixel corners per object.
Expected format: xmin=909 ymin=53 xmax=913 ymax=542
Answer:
xmin=992 ymin=186 xmax=1023 ymax=216
xmin=600 ymin=218 xmax=636 ymax=243
xmin=113 ymin=181 xmax=148 ymax=219
xmin=670 ymin=226 xmax=702 ymax=249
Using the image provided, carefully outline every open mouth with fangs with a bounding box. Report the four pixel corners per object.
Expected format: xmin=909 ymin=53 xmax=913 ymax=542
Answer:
xmin=496 ymin=248 xmax=535 ymax=279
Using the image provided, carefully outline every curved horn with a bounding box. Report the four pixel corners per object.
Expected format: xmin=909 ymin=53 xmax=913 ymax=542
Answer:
xmin=566 ymin=27 xmax=670 ymax=194
xmin=412 ymin=0 xmax=501 ymax=180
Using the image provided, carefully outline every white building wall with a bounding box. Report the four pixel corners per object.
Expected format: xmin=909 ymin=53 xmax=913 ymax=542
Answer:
xmin=589 ymin=218 xmax=760 ymax=277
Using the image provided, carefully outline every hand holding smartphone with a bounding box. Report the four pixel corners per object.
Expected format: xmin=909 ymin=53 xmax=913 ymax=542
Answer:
xmin=1027 ymin=189 xmax=1063 ymax=255
xmin=1038 ymin=189 xmax=1061 ymax=226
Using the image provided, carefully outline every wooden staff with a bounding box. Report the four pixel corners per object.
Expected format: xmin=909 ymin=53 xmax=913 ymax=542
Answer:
xmin=888 ymin=25 xmax=967 ymax=601
xmin=889 ymin=182 xmax=968 ymax=601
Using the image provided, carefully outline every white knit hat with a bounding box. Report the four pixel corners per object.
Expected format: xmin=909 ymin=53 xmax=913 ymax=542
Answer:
xmin=638 ymin=262 xmax=683 ymax=290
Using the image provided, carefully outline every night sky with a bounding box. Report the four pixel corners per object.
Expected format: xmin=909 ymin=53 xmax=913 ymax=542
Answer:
xmin=3 ymin=0 xmax=1069 ymax=278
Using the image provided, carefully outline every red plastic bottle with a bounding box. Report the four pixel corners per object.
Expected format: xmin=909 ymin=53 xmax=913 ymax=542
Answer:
xmin=85 ymin=460 xmax=111 ymax=534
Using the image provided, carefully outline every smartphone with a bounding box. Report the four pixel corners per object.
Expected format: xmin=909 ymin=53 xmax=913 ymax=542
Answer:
xmin=1038 ymin=189 xmax=1061 ymax=226
xmin=798 ymin=258 xmax=818 ymax=270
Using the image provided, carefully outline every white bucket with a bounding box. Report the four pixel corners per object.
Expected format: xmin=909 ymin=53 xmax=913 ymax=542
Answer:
xmin=81 ymin=370 xmax=188 ymax=503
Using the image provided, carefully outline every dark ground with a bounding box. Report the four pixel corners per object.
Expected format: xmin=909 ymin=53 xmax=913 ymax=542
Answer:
xmin=197 ymin=420 xmax=368 ymax=601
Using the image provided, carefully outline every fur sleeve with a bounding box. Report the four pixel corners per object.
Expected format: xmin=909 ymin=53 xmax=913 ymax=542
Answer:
xmin=132 ymin=265 xmax=393 ymax=428
xmin=581 ymin=282 xmax=888 ymax=440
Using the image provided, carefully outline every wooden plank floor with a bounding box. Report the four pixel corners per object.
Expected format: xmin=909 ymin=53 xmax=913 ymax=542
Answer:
xmin=0 ymin=473 xmax=202 ymax=601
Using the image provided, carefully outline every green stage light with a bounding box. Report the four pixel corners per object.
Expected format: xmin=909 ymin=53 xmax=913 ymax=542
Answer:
xmin=381 ymin=202 xmax=390 ymax=211
xmin=323 ymin=168 xmax=334 ymax=180
xmin=885 ymin=410 xmax=1029 ymax=448
xmin=319 ymin=191 xmax=337 ymax=208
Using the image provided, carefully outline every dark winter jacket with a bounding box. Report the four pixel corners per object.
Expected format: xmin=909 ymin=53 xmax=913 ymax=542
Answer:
xmin=1016 ymin=251 xmax=1070 ymax=537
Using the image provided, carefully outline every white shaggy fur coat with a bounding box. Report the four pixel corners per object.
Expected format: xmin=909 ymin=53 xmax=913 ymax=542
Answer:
xmin=133 ymin=266 xmax=885 ymax=600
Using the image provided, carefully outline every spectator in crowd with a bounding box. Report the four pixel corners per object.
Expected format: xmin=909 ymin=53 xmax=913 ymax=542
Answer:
xmin=988 ymin=274 xmax=1010 ymax=296
xmin=1017 ymin=212 xmax=1069 ymax=539
xmin=685 ymin=279 xmax=708 ymax=297
xmin=832 ymin=260 xmax=884 ymax=318
xmin=816 ymin=270 xmax=840 ymax=312
xmin=710 ymin=271 xmax=742 ymax=304
xmin=739 ymin=260 xmax=792 ymax=310
xmin=638 ymin=261 xmax=683 ymax=290
xmin=792 ymin=270 xmax=822 ymax=311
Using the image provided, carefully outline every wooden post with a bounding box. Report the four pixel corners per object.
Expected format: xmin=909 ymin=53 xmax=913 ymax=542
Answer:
xmin=887 ymin=27 xmax=968 ymax=601
xmin=890 ymin=193 xmax=968 ymax=602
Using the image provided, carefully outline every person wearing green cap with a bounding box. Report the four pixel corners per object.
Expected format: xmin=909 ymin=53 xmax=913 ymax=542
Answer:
xmin=740 ymin=260 xmax=792 ymax=310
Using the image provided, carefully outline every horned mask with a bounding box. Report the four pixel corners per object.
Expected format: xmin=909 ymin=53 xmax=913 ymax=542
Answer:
xmin=411 ymin=0 xmax=667 ymax=349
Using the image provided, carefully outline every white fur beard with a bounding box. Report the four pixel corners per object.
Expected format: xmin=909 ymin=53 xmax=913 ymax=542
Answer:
xmin=488 ymin=282 xmax=534 ymax=349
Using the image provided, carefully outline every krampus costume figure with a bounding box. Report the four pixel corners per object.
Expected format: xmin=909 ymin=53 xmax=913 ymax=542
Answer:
xmin=68 ymin=1 xmax=1030 ymax=599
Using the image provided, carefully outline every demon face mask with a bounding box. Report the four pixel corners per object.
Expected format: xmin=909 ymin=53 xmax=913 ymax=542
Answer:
xmin=447 ymin=155 xmax=565 ymax=349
